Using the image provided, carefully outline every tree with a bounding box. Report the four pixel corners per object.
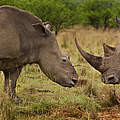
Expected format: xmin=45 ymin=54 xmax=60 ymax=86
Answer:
xmin=78 ymin=0 xmax=120 ymax=29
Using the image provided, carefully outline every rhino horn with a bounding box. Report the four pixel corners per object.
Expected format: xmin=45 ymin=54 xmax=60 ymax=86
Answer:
xmin=75 ymin=38 xmax=104 ymax=72
xmin=103 ymin=43 xmax=115 ymax=57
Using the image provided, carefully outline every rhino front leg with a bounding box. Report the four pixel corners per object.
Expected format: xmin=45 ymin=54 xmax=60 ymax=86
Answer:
xmin=4 ymin=71 xmax=9 ymax=93
xmin=3 ymin=67 xmax=22 ymax=100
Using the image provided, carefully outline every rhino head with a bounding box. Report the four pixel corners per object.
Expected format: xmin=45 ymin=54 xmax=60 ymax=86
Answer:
xmin=75 ymin=38 xmax=120 ymax=84
xmin=32 ymin=23 xmax=78 ymax=87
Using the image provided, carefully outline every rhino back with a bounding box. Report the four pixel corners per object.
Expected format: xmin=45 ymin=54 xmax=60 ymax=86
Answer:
xmin=0 ymin=5 xmax=42 ymax=59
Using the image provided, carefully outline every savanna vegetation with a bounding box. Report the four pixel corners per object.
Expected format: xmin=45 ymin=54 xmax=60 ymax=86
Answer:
xmin=0 ymin=0 xmax=120 ymax=120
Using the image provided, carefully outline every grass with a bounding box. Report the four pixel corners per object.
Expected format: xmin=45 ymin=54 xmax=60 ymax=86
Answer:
xmin=0 ymin=26 xmax=120 ymax=119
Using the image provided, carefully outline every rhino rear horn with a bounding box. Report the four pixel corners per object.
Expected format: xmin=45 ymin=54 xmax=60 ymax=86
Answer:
xmin=75 ymin=38 xmax=104 ymax=72
xmin=103 ymin=43 xmax=115 ymax=57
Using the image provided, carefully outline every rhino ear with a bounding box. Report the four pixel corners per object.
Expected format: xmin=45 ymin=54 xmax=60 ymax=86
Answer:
xmin=32 ymin=23 xmax=48 ymax=35
xmin=43 ymin=22 xmax=53 ymax=31
xmin=103 ymin=43 xmax=115 ymax=57
xmin=75 ymin=38 xmax=104 ymax=72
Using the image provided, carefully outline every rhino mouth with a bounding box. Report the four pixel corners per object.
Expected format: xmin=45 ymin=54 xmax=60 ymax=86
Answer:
xmin=104 ymin=80 xmax=120 ymax=84
xmin=62 ymin=83 xmax=75 ymax=87
xmin=61 ymin=78 xmax=78 ymax=88
xmin=107 ymin=82 xmax=119 ymax=84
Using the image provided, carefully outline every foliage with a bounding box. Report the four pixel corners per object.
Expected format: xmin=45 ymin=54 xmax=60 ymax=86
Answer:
xmin=78 ymin=0 xmax=120 ymax=29
xmin=1 ymin=0 xmax=120 ymax=33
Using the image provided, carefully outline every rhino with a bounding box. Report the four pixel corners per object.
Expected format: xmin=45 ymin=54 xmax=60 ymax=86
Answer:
xmin=0 ymin=5 xmax=78 ymax=100
xmin=75 ymin=38 xmax=120 ymax=85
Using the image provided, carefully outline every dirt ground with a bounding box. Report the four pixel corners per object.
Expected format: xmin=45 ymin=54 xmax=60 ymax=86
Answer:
xmin=39 ymin=105 xmax=120 ymax=120
xmin=98 ymin=106 xmax=120 ymax=120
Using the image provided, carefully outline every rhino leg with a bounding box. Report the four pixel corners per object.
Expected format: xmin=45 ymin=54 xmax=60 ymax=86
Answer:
xmin=4 ymin=71 xmax=9 ymax=93
xmin=3 ymin=67 xmax=22 ymax=100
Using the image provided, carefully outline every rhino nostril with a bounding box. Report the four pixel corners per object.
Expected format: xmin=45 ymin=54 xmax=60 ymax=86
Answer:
xmin=72 ymin=78 xmax=78 ymax=85
xmin=108 ymin=76 xmax=115 ymax=82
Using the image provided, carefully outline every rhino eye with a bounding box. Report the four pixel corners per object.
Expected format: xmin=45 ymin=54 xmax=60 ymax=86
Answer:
xmin=62 ymin=59 xmax=67 ymax=62
xmin=61 ymin=57 xmax=67 ymax=63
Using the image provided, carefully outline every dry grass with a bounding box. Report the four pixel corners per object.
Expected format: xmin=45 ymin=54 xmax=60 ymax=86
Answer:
xmin=0 ymin=26 xmax=120 ymax=119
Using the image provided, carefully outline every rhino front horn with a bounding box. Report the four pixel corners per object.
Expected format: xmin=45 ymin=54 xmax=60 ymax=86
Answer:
xmin=75 ymin=38 xmax=104 ymax=72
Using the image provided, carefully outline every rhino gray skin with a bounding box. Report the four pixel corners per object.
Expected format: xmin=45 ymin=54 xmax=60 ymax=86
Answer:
xmin=0 ymin=5 xmax=78 ymax=100
xmin=75 ymin=38 xmax=120 ymax=85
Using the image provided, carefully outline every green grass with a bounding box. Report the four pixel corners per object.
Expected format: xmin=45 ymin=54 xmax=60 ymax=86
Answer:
xmin=0 ymin=26 xmax=120 ymax=119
